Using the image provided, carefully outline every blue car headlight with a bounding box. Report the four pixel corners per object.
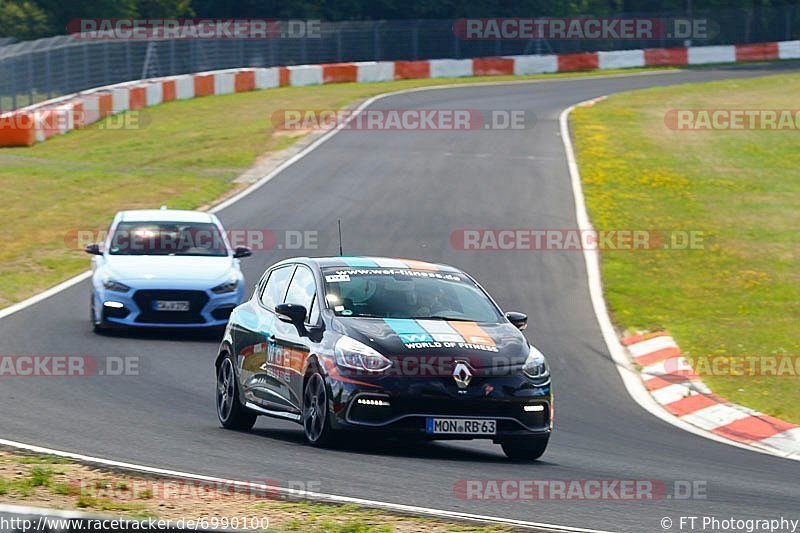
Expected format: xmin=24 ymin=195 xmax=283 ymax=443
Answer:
xmin=212 ymin=278 xmax=239 ymax=294
xmin=102 ymin=278 xmax=130 ymax=292
xmin=523 ymin=345 xmax=550 ymax=381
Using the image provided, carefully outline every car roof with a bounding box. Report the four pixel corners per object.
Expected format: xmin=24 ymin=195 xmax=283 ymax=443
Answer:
xmin=299 ymin=256 xmax=464 ymax=274
xmin=117 ymin=209 xmax=216 ymax=223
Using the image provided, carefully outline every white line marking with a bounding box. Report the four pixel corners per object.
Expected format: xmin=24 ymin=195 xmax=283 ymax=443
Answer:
xmin=0 ymin=438 xmax=611 ymax=532
xmin=0 ymin=271 xmax=91 ymax=320
xmin=559 ymin=100 xmax=799 ymax=462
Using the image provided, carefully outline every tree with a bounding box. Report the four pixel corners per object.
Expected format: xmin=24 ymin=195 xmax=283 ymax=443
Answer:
xmin=0 ymin=0 xmax=50 ymax=40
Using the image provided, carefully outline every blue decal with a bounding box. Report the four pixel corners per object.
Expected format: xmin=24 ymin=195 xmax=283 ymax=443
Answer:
xmin=383 ymin=319 xmax=433 ymax=343
xmin=341 ymin=257 xmax=380 ymax=268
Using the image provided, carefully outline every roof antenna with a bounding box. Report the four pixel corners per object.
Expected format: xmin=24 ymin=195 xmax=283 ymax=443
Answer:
xmin=337 ymin=219 xmax=344 ymax=256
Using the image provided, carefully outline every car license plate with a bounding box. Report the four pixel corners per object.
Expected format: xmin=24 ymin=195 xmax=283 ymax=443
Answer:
xmin=426 ymin=418 xmax=496 ymax=435
xmin=153 ymin=300 xmax=190 ymax=312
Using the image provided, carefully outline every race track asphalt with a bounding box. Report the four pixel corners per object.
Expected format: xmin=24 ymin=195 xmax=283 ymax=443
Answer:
xmin=1 ymin=62 xmax=799 ymax=532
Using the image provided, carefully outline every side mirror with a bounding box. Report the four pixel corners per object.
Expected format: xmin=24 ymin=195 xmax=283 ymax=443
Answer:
xmin=233 ymin=247 xmax=252 ymax=259
xmin=506 ymin=311 xmax=528 ymax=331
xmin=275 ymin=303 xmax=308 ymax=335
xmin=85 ymin=243 xmax=102 ymax=255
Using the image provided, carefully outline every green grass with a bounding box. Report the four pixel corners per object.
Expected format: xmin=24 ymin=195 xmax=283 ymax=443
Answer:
xmin=265 ymin=501 xmax=509 ymax=532
xmin=571 ymin=73 xmax=800 ymax=423
xmin=0 ymin=66 xmax=673 ymax=309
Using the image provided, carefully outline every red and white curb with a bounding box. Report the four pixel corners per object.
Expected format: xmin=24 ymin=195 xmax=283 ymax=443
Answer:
xmin=2 ymin=39 xmax=800 ymax=147
xmin=622 ymin=332 xmax=800 ymax=459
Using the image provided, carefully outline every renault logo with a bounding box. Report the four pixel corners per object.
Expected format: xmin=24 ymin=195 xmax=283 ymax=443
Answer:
xmin=453 ymin=362 xmax=472 ymax=389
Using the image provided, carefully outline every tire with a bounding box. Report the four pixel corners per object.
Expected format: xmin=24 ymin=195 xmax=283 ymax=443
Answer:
xmin=501 ymin=437 xmax=549 ymax=461
xmin=216 ymin=355 xmax=257 ymax=431
xmin=302 ymin=371 xmax=337 ymax=447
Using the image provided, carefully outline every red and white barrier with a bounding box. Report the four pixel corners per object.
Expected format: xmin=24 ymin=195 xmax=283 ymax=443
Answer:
xmin=511 ymin=54 xmax=558 ymax=75
xmin=111 ymin=87 xmax=130 ymax=114
xmin=355 ymin=61 xmax=395 ymax=83
xmin=779 ymin=40 xmax=800 ymax=59
xmin=255 ymin=68 xmax=280 ymax=89
xmin=174 ymin=75 xmax=195 ymax=99
xmin=2 ymin=40 xmax=797 ymax=147
xmin=145 ymin=82 xmax=163 ymax=107
xmin=598 ymin=49 xmax=645 ymax=69
xmin=430 ymin=59 xmax=473 ymax=78
xmin=688 ymin=45 xmax=736 ymax=65
xmin=214 ymin=71 xmax=236 ymax=95
xmin=288 ymin=65 xmax=323 ymax=86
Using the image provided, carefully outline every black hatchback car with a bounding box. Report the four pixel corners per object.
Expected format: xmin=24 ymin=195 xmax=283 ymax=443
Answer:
xmin=215 ymin=257 xmax=553 ymax=460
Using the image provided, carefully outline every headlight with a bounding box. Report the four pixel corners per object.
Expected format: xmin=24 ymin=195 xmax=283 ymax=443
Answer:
xmin=212 ymin=278 xmax=239 ymax=294
xmin=523 ymin=345 xmax=550 ymax=380
xmin=334 ymin=336 xmax=392 ymax=373
xmin=102 ymin=279 xmax=130 ymax=292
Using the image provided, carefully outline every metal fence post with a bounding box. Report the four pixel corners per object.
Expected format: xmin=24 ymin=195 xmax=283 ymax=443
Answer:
xmin=126 ymin=41 xmax=132 ymax=80
xmin=45 ymin=49 xmax=52 ymax=99
xmin=412 ymin=21 xmax=419 ymax=60
xmin=27 ymin=53 xmax=33 ymax=105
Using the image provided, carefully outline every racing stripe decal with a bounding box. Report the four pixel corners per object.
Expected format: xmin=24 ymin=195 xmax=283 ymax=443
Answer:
xmin=447 ymin=321 xmax=496 ymax=346
xmin=416 ymin=319 xmax=465 ymax=343
xmin=340 ymin=257 xmax=381 ymax=268
xmin=372 ymin=258 xmax=410 ymax=269
xmin=399 ymin=259 xmax=438 ymax=271
xmin=383 ymin=318 xmax=433 ymax=343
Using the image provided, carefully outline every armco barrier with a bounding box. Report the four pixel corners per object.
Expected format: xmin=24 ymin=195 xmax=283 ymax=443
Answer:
xmin=1 ymin=40 xmax=797 ymax=148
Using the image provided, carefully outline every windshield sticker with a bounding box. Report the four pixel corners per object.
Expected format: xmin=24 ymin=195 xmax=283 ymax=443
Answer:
xmin=325 ymin=274 xmax=351 ymax=283
xmin=328 ymin=268 xmax=463 ymax=283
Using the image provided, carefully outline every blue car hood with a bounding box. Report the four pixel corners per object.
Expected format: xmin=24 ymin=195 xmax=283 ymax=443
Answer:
xmin=104 ymin=255 xmax=235 ymax=283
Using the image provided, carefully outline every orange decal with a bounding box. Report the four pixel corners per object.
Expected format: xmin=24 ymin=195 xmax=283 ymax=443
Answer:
xmin=448 ymin=321 xmax=496 ymax=346
xmin=398 ymin=259 xmax=438 ymax=271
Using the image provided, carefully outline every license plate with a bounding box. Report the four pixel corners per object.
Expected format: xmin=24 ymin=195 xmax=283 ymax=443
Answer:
xmin=426 ymin=418 xmax=496 ymax=435
xmin=152 ymin=300 xmax=190 ymax=312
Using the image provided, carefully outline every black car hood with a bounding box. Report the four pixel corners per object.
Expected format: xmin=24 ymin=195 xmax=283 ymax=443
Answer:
xmin=334 ymin=317 xmax=529 ymax=371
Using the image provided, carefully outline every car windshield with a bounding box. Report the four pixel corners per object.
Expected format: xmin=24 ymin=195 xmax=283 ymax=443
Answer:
xmin=322 ymin=268 xmax=502 ymax=323
xmin=107 ymin=221 xmax=229 ymax=257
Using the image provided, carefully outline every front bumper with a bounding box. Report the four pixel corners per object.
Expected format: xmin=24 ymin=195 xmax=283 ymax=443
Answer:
xmin=95 ymin=285 xmax=243 ymax=328
xmin=328 ymin=372 xmax=553 ymax=441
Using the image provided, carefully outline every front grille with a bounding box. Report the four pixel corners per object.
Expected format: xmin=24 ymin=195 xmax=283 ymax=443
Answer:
xmin=133 ymin=290 xmax=209 ymax=324
xmin=348 ymin=395 xmax=550 ymax=429
xmin=211 ymin=305 xmax=236 ymax=321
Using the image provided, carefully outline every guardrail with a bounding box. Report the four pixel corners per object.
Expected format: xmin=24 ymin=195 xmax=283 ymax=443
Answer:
xmin=1 ymin=40 xmax=798 ymax=148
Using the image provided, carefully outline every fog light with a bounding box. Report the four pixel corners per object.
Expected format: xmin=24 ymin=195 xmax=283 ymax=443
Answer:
xmin=357 ymin=398 xmax=390 ymax=407
xmin=103 ymin=301 xmax=124 ymax=308
xmin=523 ymin=404 xmax=545 ymax=412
